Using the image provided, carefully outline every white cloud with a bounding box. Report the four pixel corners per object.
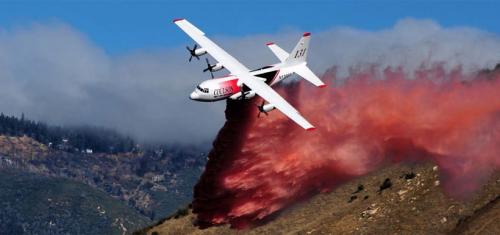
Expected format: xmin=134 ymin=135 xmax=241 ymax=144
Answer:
xmin=0 ymin=18 xmax=498 ymax=143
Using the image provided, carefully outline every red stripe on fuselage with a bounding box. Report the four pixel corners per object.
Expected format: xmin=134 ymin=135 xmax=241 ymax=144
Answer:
xmin=220 ymin=78 xmax=241 ymax=95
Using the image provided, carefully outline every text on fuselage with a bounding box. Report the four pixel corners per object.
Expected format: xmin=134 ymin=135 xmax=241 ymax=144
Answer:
xmin=278 ymin=72 xmax=292 ymax=81
xmin=214 ymin=86 xmax=234 ymax=97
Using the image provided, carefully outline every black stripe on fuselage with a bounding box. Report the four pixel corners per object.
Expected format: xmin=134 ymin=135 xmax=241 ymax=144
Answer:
xmin=253 ymin=69 xmax=279 ymax=85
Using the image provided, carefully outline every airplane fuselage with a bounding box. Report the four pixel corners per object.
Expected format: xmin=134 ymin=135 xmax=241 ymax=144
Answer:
xmin=189 ymin=63 xmax=298 ymax=101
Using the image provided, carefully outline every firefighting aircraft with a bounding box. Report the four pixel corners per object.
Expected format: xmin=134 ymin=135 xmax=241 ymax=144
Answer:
xmin=174 ymin=18 xmax=326 ymax=130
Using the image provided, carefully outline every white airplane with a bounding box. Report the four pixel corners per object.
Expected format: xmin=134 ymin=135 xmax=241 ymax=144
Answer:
xmin=173 ymin=18 xmax=326 ymax=130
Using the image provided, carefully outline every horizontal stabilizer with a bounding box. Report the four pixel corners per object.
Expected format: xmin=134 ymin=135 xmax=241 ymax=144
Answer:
xmin=266 ymin=42 xmax=289 ymax=62
xmin=294 ymin=65 xmax=325 ymax=87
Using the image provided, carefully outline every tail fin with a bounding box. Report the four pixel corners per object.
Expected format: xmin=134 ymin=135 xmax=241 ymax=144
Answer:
xmin=285 ymin=32 xmax=311 ymax=65
xmin=288 ymin=33 xmax=325 ymax=87
xmin=266 ymin=32 xmax=310 ymax=64
xmin=266 ymin=33 xmax=325 ymax=88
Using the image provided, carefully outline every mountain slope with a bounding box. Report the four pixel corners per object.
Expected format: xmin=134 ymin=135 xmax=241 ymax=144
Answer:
xmin=0 ymin=170 xmax=151 ymax=235
xmin=0 ymin=134 xmax=207 ymax=221
xmin=142 ymin=163 xmax=499 ymax=234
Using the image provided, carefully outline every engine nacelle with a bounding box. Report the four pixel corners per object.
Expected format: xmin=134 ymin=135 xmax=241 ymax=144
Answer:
xmin=229 ymin=90 xmax=256 ymax=100
xmin=211 ymin=63 xmax=224 ymax=71
xmin=194 ymin=48 xmax=207 ymax=56
xmin=262 ymin=103 xmax=275 ymax=112
xmin=244 ymin=90 xmax=256 ymax=99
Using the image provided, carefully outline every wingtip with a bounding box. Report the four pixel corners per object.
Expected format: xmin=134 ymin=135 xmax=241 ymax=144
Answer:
xmin=303 ymin=32 xmax=311 ymax=37
xmin=266 ymin=42 xmax=274 ymax=46
xmin=306 ymin=127 xmax=316 ymax=131
xmin=173 ymin=18 xmax=184 ymax=23
xmin=318 ymin=84 xmax=327 ymax=88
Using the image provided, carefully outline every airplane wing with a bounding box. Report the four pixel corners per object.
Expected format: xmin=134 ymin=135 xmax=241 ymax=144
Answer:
xmin=238 ymin=72 xmax=315 ymax=130
xmin=174 ymin=18 xmax=315 ymax=130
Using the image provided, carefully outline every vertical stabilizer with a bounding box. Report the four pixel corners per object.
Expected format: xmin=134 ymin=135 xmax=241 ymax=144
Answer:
xmin=285 ymin=32 xmax=311 ymax=65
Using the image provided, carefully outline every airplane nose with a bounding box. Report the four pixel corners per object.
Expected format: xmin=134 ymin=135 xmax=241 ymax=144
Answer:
xmin=190 ymin=91 xmax=200 ymax=100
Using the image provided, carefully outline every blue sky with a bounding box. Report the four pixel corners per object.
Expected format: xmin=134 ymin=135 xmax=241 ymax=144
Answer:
xmin=0 ymin=0 xmax=499 ymax=54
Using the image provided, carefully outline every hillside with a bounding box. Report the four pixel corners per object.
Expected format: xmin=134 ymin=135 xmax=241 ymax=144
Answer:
xmin=0 ymin=133 xmax=208 ymax=234
xmin=0 ymin=134 xmax=207 ymax=221
xmin=142 ymin=163 xmax=499 ymax=234
xmin=0 ymin=170 xmax=150 ymax=235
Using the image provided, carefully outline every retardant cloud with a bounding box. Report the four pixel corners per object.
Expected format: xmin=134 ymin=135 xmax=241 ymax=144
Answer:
xmin=0 ymin=18 xmax=499 ymax=143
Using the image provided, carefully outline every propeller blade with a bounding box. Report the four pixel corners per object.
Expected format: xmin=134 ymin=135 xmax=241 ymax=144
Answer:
xmin=205 ymin=58 xmax=213 ymax=73
xmin=256 ymin=100 xmax=268 ymax=117
xmin=210 ymin=71 xmax=214 ymax=79
xmin=193 ymin=44 xmax=198 ymax=50
xmin=187 ymin=45 xmax=195 ymax=62
xmin=195 ymin=55 xmax=200 ymax=60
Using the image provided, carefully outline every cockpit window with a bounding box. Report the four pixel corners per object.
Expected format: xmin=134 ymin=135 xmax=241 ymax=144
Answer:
xmin=197 ymin=85 xmax=209 ymax=93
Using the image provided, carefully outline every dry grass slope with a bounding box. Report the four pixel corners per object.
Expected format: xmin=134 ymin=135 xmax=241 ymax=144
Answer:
xmin=143 ymin=163 xmax=499 ymax=235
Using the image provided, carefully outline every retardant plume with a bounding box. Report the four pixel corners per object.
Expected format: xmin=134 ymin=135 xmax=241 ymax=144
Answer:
xmin=192 ymin=65 xmax=500 ymax=229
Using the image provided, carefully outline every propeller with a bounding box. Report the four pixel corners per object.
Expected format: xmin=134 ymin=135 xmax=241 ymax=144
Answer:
xmin=240 ymin=85 xmax=246 ymax=101
xmin=256 ymin=100 xmax=269 ymax=117
xmin=203 ymin=58 xmax=215 ymax=78
xmin=186 ymin=44 xmax=200 ymax=62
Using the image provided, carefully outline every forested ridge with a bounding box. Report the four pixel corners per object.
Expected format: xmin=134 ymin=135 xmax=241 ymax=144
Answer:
xmin=0 ymin=113 xmax=135 ymax=153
